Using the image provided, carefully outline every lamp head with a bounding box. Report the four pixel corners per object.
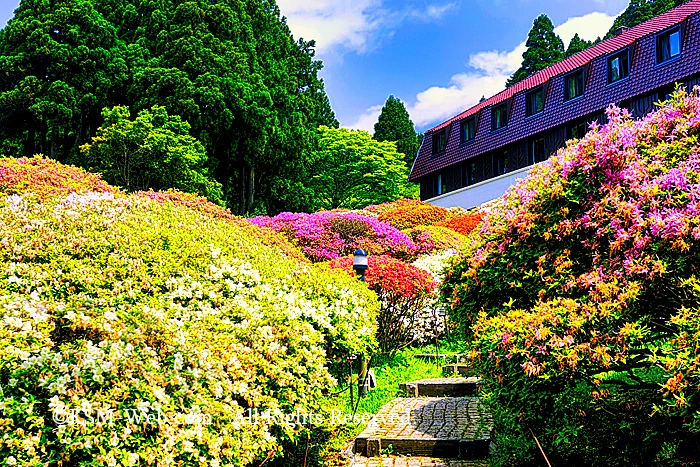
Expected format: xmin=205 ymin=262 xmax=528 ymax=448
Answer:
xmin=353 ymin=249 xmax=368 ymax=270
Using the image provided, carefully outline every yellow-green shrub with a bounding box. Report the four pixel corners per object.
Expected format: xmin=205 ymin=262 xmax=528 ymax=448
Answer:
xmin=0 ymin=159 xmax=377 ymax=466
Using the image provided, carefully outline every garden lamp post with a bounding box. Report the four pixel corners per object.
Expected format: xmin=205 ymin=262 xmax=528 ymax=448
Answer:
xmin=353 ymin=249 xmax=371 ymax=395
xmin=353 ymin=249 xmax=368 ymax=282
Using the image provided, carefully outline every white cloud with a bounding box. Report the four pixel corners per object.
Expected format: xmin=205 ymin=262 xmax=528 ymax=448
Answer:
xmin=349 ymin=104 xmax=384 ymax=134
xmin=348 ymin=9 xmax=620 ymax=132
xmin=424 ymin=3 xmax=457 ymax=20
xmin=276 ymin=0 xmax=455 ymax=55
xmin=554 ymin=11 xmax=617 ymax=45
xmin=276 ymin=0 xmax=381 ymax=54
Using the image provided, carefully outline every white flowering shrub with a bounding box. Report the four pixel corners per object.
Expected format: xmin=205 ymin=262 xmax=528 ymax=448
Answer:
xmin=411 ymin=250 xmax=458 ymax=343
xmin=0 ymin=158 xmax=378 ymax=466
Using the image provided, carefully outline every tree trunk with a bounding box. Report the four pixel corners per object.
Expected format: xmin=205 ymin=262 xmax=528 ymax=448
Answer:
xmin=25 ymin=123 xmax=35 ymax=158
xmin=239 ymin=164 xmax=247 ymax=216
xmin=247 ymin=166 xmax=255 ymax=214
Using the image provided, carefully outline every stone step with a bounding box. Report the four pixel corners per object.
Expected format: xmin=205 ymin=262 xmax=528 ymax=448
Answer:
xmin=353 ymin=397 xmax=491 ymax=459
xmin=400 ymin=377 xmax=480 ymax=397
xmin=350 ymin=455 xmax=490 ymax=466
xmin=442 ymin=365 xmax=474 ymax=377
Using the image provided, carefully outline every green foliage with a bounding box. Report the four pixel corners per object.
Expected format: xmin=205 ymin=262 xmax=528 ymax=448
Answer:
xmin=404 ymin=225 xmax=469 ymax=255
xmin=506 ymin=14 xmax=564 ymax=87
xmin=0 ymin=0 xmax=338 ymax=215
xmin=0 ymin=0 xmax=127 ymax=159
xmin=309 ymin=126 xmax=414 ymax=210
xmin=269 ymin=347 xmax=444 ymax=467
xmin=565 ymin=33 xmax=593 ymax=57
xmin=0 ymin=158 xmax=378 ymax=466
xmin=373 ymin=95 xmax=421 ymax=170
xmin=442 ymin=90 xmax=700 ymax=466
xmin=78 ymin=105 xmax=222 ymax=203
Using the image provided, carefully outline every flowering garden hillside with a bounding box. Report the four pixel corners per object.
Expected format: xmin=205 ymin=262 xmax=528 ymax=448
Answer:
xmin=443 ymin=89 xmax=700 ymax=466
xmin=250 ymin=200 xmax=485 ymax=350
xmin=0 ymin=156 xmax=488 ymax=466
xmin=0 ymin=157 xmax=379 ymax=466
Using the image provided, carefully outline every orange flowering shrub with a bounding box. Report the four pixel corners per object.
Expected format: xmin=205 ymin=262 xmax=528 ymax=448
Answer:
xmin=403 ymin=225 xmax=469 ymax=254
xmin=362 ymin=198 xmax=423 ymax=216
xmin=378 ymin=201 xmax=451 ymax=230
xmin=435 ymin=211 xmax=484 ymax=236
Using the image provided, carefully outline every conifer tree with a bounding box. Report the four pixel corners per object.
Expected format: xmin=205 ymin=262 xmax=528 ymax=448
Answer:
xmin=506 ymin=14 xmax=565 ymax=87
xmin=565 ymin=33 xmax=593 ymax=57
xmin=373 ymin=95 xmax=420 ymax=169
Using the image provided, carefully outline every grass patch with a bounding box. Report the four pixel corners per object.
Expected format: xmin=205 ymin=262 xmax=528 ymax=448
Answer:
xmin=269 ymin=344 xmax=463 ymax=466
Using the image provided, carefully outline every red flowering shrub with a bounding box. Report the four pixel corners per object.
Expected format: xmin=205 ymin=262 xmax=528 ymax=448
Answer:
xmin=330 ymin=255 xmax=436 ymax=354
xmin=0 ymin=156 xmax=114 ymax=198
xmin=404 ymin=225 xmax=469 ymax=254
xmin=443 ymin=89 xmax=700 ymax=465
xmin=435 ymin=211 xmax=484 ymax=236
xmin=378 ymin=201 xmax=451 ymax=230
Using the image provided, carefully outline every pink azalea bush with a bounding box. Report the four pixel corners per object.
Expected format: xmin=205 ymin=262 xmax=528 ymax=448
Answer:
xmin=248 ymin=211 xmax=418 ymax=262
xmin=443 ymin=88 xmax=700 ymax=465
xmin=0 ymin=155 xmax=114 ymax=198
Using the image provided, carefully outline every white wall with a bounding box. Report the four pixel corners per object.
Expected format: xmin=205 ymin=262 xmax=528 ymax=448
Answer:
xmin=425 ymin=165 xmax=533 ymax=209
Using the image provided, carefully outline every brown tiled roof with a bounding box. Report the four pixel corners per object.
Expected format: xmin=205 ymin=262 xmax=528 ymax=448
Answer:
xmin=410 ymin=0 xmax=700 ymax=181
xmin=429 ymin=0 xmax=700 ymax=133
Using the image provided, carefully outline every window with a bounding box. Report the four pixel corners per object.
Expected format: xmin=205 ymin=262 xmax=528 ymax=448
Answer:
xmin=564 ymin=70 xmax=585 ymax=101
xmin=432 ymin=130 xmax=447 ymax=155
xmin=607 ymin=50 xmax=630 ymax=83
xmin=529 ymin=138 xmax=546 ymax=165
xmin=461 ymin=118 xmax=476 ymax=142
xmin=526 ymin=88 xmax=545 ymax=117
xmin=657 ymin=27 xmax=681 ymax=64
xmin=495 ymin=151 xmax=508 ymax=175
xmin=462 ymin=161 xmax=478 ymax=186
xmin=433 ymin=173 xmax=447 ymax=196
xmin=567 ymin=122 xmax=588 ymax=140
xmin=462 ymin=161 xmax=477 ymax=186
xmin=492 ymin=104 xmax=508 ymax=131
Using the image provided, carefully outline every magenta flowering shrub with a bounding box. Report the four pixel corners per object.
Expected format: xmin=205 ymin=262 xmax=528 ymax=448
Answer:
xmin=443 ymin=89 xmax=700 ymax=465
xmin=248 ymin=210 xmax=418 ymax=262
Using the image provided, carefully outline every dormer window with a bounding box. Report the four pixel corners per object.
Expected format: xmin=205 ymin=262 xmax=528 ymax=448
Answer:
xmin=461 ymin=118 xmax=476 ymax=143
xmin=492 ymin=104 xmax=508 ymax=131
xmin=564 ymin=69 xmax=585 ymax=101
xmin=608 ymin=49 xmax=630 ymax=83
xmin=657 ymin=27 xmax=681 ymax=64
xmin=432 ymin=129 xmax=447 ymax=155
xmin=525 ymin=87 xmax=544 ymax=117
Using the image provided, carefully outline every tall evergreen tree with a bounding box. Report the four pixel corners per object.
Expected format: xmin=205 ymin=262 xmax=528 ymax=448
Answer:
xmin=565 ymin=33 xmax=593 ymax=57
xmin=373 ymin=95 xmax=420 ymax=169
xmin=0 ymin=0 xmax=128 ymax=159
xmin=0 ymin=0 xmax=338 ymax=215
xmin=507 ymin=14 xmax=564 ymax=87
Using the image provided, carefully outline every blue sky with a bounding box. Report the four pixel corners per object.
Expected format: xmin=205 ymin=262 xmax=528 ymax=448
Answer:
xmin=1 ymin=0 xmax=629 ymax=132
